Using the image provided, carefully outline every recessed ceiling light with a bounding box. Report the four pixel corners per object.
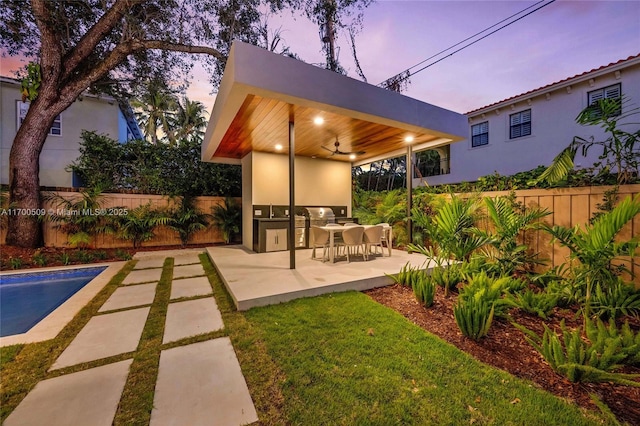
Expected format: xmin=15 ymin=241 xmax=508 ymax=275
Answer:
xmin=275 ymin=144 xmax=283 ymax=151
xmin=349 ymin=154 xmax=356 ymax=160
xmin=313 ymin=116 xmax=324 ymax=125
xmin=404 ymin=135 xmax=415 ymax=143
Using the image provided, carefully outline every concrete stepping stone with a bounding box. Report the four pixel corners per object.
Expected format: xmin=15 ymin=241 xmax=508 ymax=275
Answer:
xmin=173 ymin=263 xmax=205 ymax=279
xmin=5 ymin=359 xmax=132 ymax=426
xmin=150 ymin=338 xmax=258 ymax=426
xmin=122 ymin=268 xmax=163 ymax=285
xmin=99 ymin=283 xmax=157 ymax=312
xmin=163 ymin=298 xmax=223 ymax=344
xmin=170 ymin=277 xmax=212 ymax=300
xmin=134 ymin=257 xmax=166 ymax=269
xmin=52 ymin=307 xmax=150 ymax=370
xmin=174 ymin=253 xmax=202 ymax=265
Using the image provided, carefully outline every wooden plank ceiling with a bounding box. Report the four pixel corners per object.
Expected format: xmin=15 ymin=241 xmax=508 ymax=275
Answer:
xmin=214 ymin=94 xmax=440 ymax=163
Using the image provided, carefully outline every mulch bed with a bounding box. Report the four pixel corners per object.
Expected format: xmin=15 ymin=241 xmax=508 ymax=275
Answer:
xmin=0 ymin=243 xmax=217 ymax=271
xmin=364 ymin=284 xmax=640 ymax=425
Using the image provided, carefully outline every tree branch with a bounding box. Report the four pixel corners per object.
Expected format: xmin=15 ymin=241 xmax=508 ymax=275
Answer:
xmin=60 ymin=39 xmax=224 ymax=104
xmin=138 ymin=40 xmax=225 ymax=60
xmin=31 ymin=0 xmax=62 ymax=94
xmin=62 ymin=0 xmax=143 ymax=81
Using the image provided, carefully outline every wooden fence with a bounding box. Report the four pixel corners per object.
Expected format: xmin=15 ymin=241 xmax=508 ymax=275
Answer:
xmin=4 ymin=185 xmax=640 ymax=278
xmin=1 ymin=192 xmax=240 ymax=249
xmin=468 ymin=184 xmax=640 ymax=283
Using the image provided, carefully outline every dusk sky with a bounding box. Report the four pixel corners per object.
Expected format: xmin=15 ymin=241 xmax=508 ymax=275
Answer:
xmin=2 ymin=1 xmax=638 ymax=115
xmin=188 ymin=0 xmax=640 ymax=114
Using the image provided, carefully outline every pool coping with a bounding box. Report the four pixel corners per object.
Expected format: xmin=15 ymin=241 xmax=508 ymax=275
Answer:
xmin=0 ymin=262 xmax=127 ymax=347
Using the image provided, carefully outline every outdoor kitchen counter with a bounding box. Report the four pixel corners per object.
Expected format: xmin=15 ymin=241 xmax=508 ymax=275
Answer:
xmin=253 ymin=218 xmax=306 ymax=253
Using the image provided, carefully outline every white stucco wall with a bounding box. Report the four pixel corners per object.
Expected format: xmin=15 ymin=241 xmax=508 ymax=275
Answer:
xmin=1 ymin=79 xmax=122 ymax=187
xmin=424 ymin=58 xmax=640 ymax=185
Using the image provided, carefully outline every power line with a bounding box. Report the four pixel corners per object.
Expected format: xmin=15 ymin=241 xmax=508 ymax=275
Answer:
xmin=380 ymin=0 xmax=556 ymax=88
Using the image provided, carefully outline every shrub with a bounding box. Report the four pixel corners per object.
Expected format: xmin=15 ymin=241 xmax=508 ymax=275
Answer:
xmin=211 ymin=197 xmax=241 ymax=244
xmin=94 ymin=250 xmax=108 ymax=260
xmin=59 ymin=252 xmax=71 ymax=265
xmin=167 ymin=195 xmax=210 ymax=246
xmin=69 ymin=132 xmax=241 ymax=196
xmin=113 ymin=203 xmax=171 ymax=248
xmin=410 ymin=193 xmax=491 ymax=262
xmin=453 ymin=297 xmax=495 ymax=341
xmin=592 ymin=280 xmax=640 ymax=320
xmin=32 ymin=252 xmax=48 ymax=267
xmin=542 ymin=194 xmax=640 ymax=318
xmin=586 ymin=319 xmax=640 ymax=367
xmin=516 ymin=319 xmax=640 ymax=386
xmin=458 ymin=271 xmax=517 ymax=317
xmin=44 ymin=186 xmax=115 ymax=248
xmin=453 ymin=271 xmax=519 ymax=340
xmin=475 ymin=195 xmax=549 ymax=275
xmin=405 ymin=246 xmax=465 ymax=296
xmin=74 ymin=250 xmax=95 ymax=263
xmin=412 ymin=273 xmax=436 ymax=308
xmin=9 ymin=258 xmax=23 ymax=269
xmin=115 ymin=249 xmax=132 ymax=260
xmin=506 ymin=289 xmax=560 ymax=319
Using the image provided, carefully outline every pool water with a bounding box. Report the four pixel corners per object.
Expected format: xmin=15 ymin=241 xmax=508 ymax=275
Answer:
xmin=0 ymin=266 xmax=106 ymax=337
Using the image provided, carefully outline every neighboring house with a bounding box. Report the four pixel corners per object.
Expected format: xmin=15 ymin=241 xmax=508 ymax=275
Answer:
xmin=421 ymin=54 xmax=640 ymax=186
xmin=0 ymin=76 xmax=142 ymax=188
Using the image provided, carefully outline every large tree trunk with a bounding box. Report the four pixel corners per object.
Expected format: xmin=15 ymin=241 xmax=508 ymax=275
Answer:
xmin=6 ymin=95 xmax=64 ymax=248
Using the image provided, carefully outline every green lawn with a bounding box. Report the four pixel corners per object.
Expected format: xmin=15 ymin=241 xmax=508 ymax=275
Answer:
xmin=1 ymin=256 xmax=612 ymax=425
xmin=241 ymin=291 xmax=607 ymax=425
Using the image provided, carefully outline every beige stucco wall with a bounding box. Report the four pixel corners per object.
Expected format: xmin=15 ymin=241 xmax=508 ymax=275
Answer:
xmin=250 ymin=152 xmax=351 ymax=206
xmin=1 ymin=79 xmax=121 ymax=187
xmin=242 ymin=151 xmax=352 ymax=249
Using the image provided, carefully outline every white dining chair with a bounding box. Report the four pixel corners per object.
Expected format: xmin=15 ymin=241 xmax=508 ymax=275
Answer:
xmin=310 ymin=226 xmax=330 ymax=262
xmin=378 ymin=222 xmax=391 ymax=253
xmin=339 ymin=226 xmax=366 ymax=262
xmin=364 ymin=225 xmax=384 ymax=257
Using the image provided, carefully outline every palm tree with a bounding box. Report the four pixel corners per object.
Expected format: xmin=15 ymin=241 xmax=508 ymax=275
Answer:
xmin=174 ymin=97 xmax=207 ymax=143
xmin=131 ymin=82 xmax=178 ymax=145
xmin=543 ymin=195 xmax=640 ymax=319
xmin=167 ymin=196 xmax=211 ymax=246
xmin=44 ymin=186 xmax=115 ymax=248
xmin=211 ymin=197 xmax=241 ymax=244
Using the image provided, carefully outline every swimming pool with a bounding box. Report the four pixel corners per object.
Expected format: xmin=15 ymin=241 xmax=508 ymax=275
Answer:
xmin=0 ymin=266 xmax=107 ymax=337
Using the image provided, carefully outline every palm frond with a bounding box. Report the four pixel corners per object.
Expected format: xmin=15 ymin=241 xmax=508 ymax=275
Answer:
xmin=535 ymin=144 xmax=578 ymax=185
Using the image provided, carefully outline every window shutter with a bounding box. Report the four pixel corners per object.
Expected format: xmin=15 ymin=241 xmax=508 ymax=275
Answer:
xmin=521 ymin=109 xmax=531 ymax=122
xmin=605 ymin=85 xmax=621 ymax=99
xmin=510 ymin=114 xmax=520 ymax=126
xmin=472 ymin=122 xmax=488 ymax=136
xmin=589 ymin=89 xmax=604 ymax=105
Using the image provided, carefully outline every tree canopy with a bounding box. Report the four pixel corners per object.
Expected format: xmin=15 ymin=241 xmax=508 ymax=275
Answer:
xmin=0 ymin=0 xmax=374 ymax=248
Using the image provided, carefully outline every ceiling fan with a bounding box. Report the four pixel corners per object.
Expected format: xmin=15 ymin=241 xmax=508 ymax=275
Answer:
xmin=321 ymin=138 xmax=365 ymax=157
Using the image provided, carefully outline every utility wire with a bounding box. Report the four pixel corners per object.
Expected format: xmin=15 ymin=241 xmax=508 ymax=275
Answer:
xmin=380 ymin=0 xmax=556 ymax=87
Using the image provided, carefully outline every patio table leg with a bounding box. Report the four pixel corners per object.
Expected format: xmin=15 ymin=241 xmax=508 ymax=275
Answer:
xmin=387 ymin=228 xmax=393 ymax=257
xmin=329 ymin=231 xmax=335 ymax=263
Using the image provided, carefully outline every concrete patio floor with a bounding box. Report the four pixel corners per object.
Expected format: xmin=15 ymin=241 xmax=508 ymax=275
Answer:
xmin=206 ymin=245 xmax=428 ymax=311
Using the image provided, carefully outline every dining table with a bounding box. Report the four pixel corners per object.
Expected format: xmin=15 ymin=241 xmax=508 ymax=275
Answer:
xmin=318 ymin=224 xmax=393 ymax=263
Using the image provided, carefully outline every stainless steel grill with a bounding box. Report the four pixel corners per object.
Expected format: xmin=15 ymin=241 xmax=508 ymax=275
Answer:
xmin=294 ymin=215 xmax=306 ymax=227
xmin=294 ymin=214 xmax=306 ymax=248
xmin=303 ymin=207 xmax=335 ymax=227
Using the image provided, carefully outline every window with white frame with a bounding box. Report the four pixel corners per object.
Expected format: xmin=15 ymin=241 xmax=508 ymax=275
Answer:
xmin=509 ymin=109 xmax=531 ymax=139
xmin=471 ymin=121 xmax=489 ymax=147
xmin=587 ymin=83 xmax=621 ymax=118
xmin=17 ymin=101 xmax=62 ymax=136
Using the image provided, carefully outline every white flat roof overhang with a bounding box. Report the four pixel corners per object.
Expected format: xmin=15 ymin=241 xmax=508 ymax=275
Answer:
xmin=202 ymin=41 xmax=467 ymax=165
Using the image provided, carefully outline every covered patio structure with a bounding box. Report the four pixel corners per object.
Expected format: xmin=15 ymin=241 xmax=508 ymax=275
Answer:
xmin=202 ymin=41 xmax=466 ymax=309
